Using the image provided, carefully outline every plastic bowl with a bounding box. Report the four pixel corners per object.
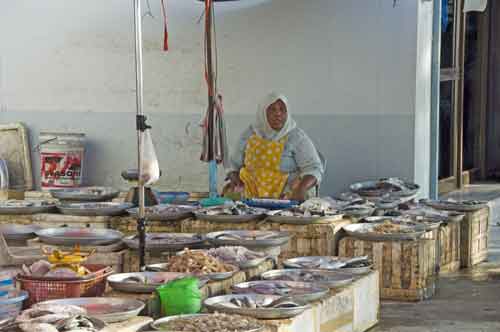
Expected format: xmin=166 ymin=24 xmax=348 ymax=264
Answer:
xmin=155 ymin=191 xmax=190 ymax=204
xmin=0 ymin=290 xmax=28 ymax=320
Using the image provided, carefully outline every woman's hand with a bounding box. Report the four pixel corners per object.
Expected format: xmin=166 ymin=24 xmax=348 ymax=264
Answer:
xmin=223 ymin=171 xmax=244 ymax=195
xmin=289 ymin=187 xmax=308 ymax=201
xmin=288 ymin=175 xmax=317 ymax=201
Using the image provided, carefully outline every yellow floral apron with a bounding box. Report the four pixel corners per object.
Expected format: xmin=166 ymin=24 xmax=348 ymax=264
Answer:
xmin=239 ymin=134 xmax=288 ymax=199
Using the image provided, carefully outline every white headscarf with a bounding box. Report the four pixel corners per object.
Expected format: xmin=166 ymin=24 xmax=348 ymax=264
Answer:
xmin=252 ymin=92 xmax=297 ymax=141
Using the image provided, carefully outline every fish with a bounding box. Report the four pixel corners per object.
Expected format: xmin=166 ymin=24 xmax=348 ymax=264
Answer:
xmin=19 ymin=323 xmax=59 ymax=332
xmin=16 ymin=309 xmax=71 ymax=325
xmin=61 ymin=315 xmax=98 ymax=332
xmin=33 ymin=304 xmax=87 ymax=316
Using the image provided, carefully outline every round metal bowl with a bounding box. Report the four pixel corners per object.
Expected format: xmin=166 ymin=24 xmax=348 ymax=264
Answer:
xmin=57 ymin=202 xmax=133 ymax=216
xmin=261 ymin=269 xmax=354 ymax=289
xmin=350 ymin=180 xmax=419 ymax=198
xmin=107 ymin=272 xmax=207 ymax=293
xmin=50 ymin=187 xmax=120 ymax=202
xmin=123 ymin=233 xmax=206 ymax=251
xmin=238 ymin=256 xmax=270 ymax=269
xmin=205 ymin=264 xmax=239 ymax=281
xmin=340 ymin=265 xmax=373 ymax=275
xmin=206 ymin=230 xmax=292 ymax=249
xmin=127 ymin=204 xmax=195 ymax=221
xmin=144 ymin=262 xmax=238 ymax=281
xmin=283 ymin=256 xmax=346 ymax=270
xmin=0 ymin=224 xmax=41 ymax=241
xmin=362 ymin=216 xmax=442 ymax=232
xmin=194 ymin=212 xmax=265 ymax=224
xmin=151 ymin=314 xmax=210 ymax=331
xmin=340 ymin=205 xmax=375 ymax=218
xmin=232 ymin=280 xmax=329 ymax=303
xmin=176 ymin=248 xmax=269 ymax=270
xmin=423 ymin=200 xmax=488 ymax=212
xmin=37 ymin=297 xmax=145 ymax=323
xmin=266 ymin=214 xmax=344 ymax=225
xmin=151 ymin=314 xmax=264 ymax=332
xmin=36 ymin=227 xmax=123 ymax=246
xmin=203 ymin=294 xmax=309 ymax=319
xmin=0 ymin=200 xmax=57 ymax=215
xmin=343 ymin=223 xmax=426 ymax=241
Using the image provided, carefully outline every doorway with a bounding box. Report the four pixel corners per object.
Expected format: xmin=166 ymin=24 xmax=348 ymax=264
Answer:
xmin=438 ymin=0 xmax=490 ymax=194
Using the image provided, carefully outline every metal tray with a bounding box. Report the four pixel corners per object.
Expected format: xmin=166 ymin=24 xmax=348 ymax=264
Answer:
xmin=238 ymin=256 xmax=270 ymax=269
xmin=144 ymin=262 xmax=238 ymax=281
xmin=0 ymin=224 xmax=41 ymax=241
xmin=127 ymin=205 xmax=195 ymax=221
xmin=150 ymin=314 xmax=264 ymax=332
xmin=0 ymin=200 xmax=57 ymax=215
xmin=232 ymin=280 xmax=328 ymax=303
xmin=38 ymin=297 xmax=144 ymax=323
xmin=194 ymin=212 xmax=265 ymax=223
xmin=340 ymin=205 xmax=375 ymax=218
xmin=266 ymin=214 xmax=343 ymax=225
xmin=36 ymin=227 xmax=124 ymax=246
xmin=423 ymin=200 xmax=488 ymax=212
xmin=261 ymin=269 xmax=354 ymax=288
xmin=244 ymin=199 xmax=300 ymax=210
xmin=50 ymin=187 xmax=120 ymax=202
xmin=57 ymin=202 xmax=133 ymax=216
xmin=343 ymin=223 xmax=426 ymax=241
xmin=123 ymin=233 xmax=206 ymax=251
xmin=107 ymin=272 xmax=207 ymax=293
xmin=340 ymin=265 xmax=373 ymax=275
xmin=205 ymin=266 xmax=239 ymax=281
xmin=362 ymin=216 xmax=442 ymax=232
xmin=151 ymin=314 xmax=209 ymax=331
xmin=177 ymin=248 xmax=269 ymax=270
xmin=204 ymin=294 xmax=309 ymax=319
xmin=350 ymin=179 xmax=420 ymax=198
xmin=206 ymin=230 xmax=291 ymax=249
xmin=283 ymin=256 xmax=346 ymax=270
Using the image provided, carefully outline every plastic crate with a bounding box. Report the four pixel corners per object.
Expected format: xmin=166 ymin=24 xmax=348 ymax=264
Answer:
xmin=17 ymin=264 xmax=113 ymax=306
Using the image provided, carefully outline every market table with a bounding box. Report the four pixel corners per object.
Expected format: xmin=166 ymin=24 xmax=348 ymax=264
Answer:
xmin=105 ymin=270 xmax=379 ymax=332
xmin=0 ymin=209 xmax=353 ymax=264
xmin=261 ymin=270 xmax=379 ymax=332
xmin=106 ymin=259 xmax=275 ymax=318
xmin=181 ymin=216 xmax=353 ymax=261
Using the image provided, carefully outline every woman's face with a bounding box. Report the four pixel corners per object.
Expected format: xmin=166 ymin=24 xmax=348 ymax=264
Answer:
xmin=266 ymin=99 xmax=288 ymax=131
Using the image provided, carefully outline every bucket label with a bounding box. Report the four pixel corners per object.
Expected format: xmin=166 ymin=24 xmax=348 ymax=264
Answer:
xmin=40 ymin=152 xmax=83 ymax=188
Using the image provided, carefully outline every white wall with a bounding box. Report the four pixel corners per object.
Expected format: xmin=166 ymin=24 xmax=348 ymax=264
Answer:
xmin=0 ymin=0 xmax=433 ymax=195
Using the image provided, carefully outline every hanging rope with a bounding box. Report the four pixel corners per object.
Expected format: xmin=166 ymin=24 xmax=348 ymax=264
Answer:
xmin=204 ymin=0 xmax=215 ymax=97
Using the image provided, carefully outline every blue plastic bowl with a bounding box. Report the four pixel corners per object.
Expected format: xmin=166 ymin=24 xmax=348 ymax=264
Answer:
xmin=0 ymin=290 xmax=28 ymax=320
xmin=155 ymin=191 xmax=190 ymax=204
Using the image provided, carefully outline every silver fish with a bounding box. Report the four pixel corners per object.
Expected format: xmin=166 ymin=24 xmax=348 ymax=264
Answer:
xmin=19 ymin=322 xmax=59 ymax=332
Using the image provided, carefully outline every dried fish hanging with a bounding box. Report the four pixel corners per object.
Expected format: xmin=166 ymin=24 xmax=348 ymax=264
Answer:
xmin=200 ymin=0 xmax=229 ymax=198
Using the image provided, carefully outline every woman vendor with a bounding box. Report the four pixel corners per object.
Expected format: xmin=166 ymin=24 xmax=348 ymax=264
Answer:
xmin=224 ymin=92 xmax=324 ymax=201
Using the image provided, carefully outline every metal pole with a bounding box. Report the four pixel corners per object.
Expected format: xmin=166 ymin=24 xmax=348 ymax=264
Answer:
xmin=133 ymin=0 xmax=147 ymax=269
xmin=206 ymin=2 xmax=217 ymax=198
xmin=430 ymin=0 xmax=442 ymax=199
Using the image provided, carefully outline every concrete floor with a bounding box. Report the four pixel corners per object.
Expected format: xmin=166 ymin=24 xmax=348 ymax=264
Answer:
xmin=371 ymin=185 xmax=500 ymax=332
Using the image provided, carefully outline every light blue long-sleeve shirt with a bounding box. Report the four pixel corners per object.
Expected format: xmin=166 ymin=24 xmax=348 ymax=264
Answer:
xmin=229 ymin=126 xmax=324 ymax=191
